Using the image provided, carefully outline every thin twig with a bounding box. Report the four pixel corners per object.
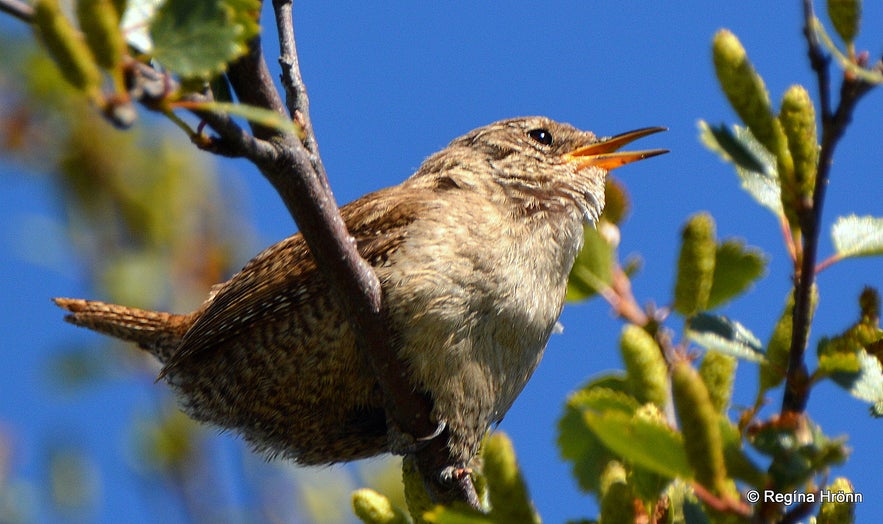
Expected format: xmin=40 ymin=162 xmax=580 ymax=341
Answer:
xmin=781 ymin=0 xmax=876 ymax=414
xmin=0 ymin=0 xmax=31 ymax=23
xmin=272 ymin=0 xmax=321 ymax=158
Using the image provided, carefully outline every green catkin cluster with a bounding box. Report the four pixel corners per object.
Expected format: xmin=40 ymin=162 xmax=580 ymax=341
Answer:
xmin=762 ymin=287 xmax=818 ymax=392
xmin=32 ymin=0 xmax=102 ymax=96
xmin=401 ymin=456 xmax=433 ymax=524
xmin=673 ymin=213 xmax=717 ymax=317
xmin=620 ymin=324 xmax=669 ymax=408
xmin=817 ymin=477 xmax=857 ymax=524
xmin=779 ymin=85 xmax=818 ymax=206
xmin=712 ymin=30 xmax=791 ymax=168
xmin=599 ymin=462 xmax=637 ymax=524
xmin=352 ymin=489 xmax=408 ymax=524
xmin=76 ymin=0 xmax=126 ymax=71
xmin=698 ymin=351 xmax=737 ymax=414
xmin=482 ymin=432 xmax=539 ymax=524
xmin=671 ymin=361 xmax=728 ymax=497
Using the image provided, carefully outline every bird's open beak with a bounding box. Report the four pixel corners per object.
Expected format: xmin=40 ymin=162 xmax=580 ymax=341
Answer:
xmin=564 ymin=127 xmax=668 ymax=171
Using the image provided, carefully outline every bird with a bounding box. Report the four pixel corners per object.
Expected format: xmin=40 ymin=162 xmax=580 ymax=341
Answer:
xmin=54 ymin=116 xmax=666 ymax=473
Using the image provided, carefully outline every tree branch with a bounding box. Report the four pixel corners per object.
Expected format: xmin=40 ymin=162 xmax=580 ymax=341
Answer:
xmin=0 ymin=0 xmax=31 ymax=24
xmin=781 ymin=0 xmax=877 ymax=414
xmin=264 ymin=0 xmax=480 ymax=507
xmin=6 ymin=0 xmax=480 ymax=506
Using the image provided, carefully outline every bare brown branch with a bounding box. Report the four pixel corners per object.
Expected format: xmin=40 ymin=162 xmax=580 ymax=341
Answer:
xmin=267 ymin=0 xmax=480 ymax=507
xmin=781 ymin=0 xmax=877 ymax=414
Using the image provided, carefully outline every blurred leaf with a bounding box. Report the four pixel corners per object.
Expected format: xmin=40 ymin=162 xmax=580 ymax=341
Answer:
xmin=133 ymin=408 xmax=199 ymax=471
xmin=48 ymin=447 xmax=99 ymax=514
xmin=698 ymin=121 xmax=770 ymax=175
xmin=707 ymin=239 xmax=767 ymax=309
xmin=699 ymin=122 xmax=783 ymax=218
xmin=602 ymin=177 xmax=630 ymax=225
xmin=827 ymin=0 xmax=861 ymax=44
xmin=566 ymin=223 xmax=615 ymax=302
xmin=150 ymin=0 xmax=260 ymax=79
xmin=831 ymin=215 xmax=883 ymax=259
xmin=750 ymin=420 xmax=847 ymax=490
xmin=719 ymin=419 xmax=766 ymax=488
xmin=120 ymin=0 xmax=163 ymax=52
xmin=296 ymin=467 xmax=357 ymax=524
xmin=686 ymin=313 xmax=765 ymax=363
xmin=825 ymin=349 xmax=883 ymax=416
xmin=47 ymin=347 xmax=116 ymax=389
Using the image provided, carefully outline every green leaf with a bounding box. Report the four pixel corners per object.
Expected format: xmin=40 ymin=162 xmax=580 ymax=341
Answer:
xmin=120 ymin=0 xmax=162 ymax=52
xmin=602 ymin=177 xmax=630 ymax=225
xmin=582 ymin=408 xmax=692 ymax=481
xmin=707 ymin=239 xmax=767 ymax=308
xmin=183 ymin=101 xmax=304 ymax=137
xmin=827 ymin=0 xmax=861 ymax=44
xmin=827 ymin=349 xmax=883 ymax=414
xmin=566 ymin=223 xmax=615 ymax=302
xmin=698 ymin=121 xmax=770 ymax=175
xmin=750 ymin=420 xmax=848 ymax=490
xmin=150 ymin=0 xmax=260 ymax=79
xmin=686 ymin=313 xmax=765 ymax=363
xmin=558 ymin=376 xmax=632 ymax=494
xmin=699 ymin=121 xmax=783 ymax=218
xmin=811 ymin=17 xmax=883 ymax=84
xmin=831 ymin=215 xmax=883 ymax=259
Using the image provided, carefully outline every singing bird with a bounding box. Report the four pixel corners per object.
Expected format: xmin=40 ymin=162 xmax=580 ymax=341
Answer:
xmin=55 ymin=116 xmax=666 ymax=473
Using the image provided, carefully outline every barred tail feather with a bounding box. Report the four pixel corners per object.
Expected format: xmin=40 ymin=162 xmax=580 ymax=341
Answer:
xmin=52 ymin=298 xmax=189 ymax=363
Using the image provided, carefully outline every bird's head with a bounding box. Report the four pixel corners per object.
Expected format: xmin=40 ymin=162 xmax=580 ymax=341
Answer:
xmin=416 ymin=116 xmax=667 ymax=223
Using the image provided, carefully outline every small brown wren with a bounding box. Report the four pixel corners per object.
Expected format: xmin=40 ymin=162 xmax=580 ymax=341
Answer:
xmin=54 ymin=116 xmax=666 ymax=471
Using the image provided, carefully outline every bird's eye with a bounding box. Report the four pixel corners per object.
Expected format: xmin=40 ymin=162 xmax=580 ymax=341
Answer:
xmin=527 ymin=128 xmax=553 ymax=146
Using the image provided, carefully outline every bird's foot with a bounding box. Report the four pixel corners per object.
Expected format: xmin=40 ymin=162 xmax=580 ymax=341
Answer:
xmin=387 ymin=419 xmax=447 ymax=455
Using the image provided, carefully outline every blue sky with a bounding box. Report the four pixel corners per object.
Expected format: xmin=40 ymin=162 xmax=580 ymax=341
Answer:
xmin=1 ymin=1 xmax=881 ymax=522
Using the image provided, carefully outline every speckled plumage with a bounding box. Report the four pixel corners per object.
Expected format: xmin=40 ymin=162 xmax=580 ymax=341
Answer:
xmin=54 ymin=116 xmax=665 ymax=469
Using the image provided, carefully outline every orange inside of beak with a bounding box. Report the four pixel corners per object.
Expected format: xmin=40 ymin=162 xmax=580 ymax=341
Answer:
xmin=565 ymin=127 xmax=668 ymax=171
